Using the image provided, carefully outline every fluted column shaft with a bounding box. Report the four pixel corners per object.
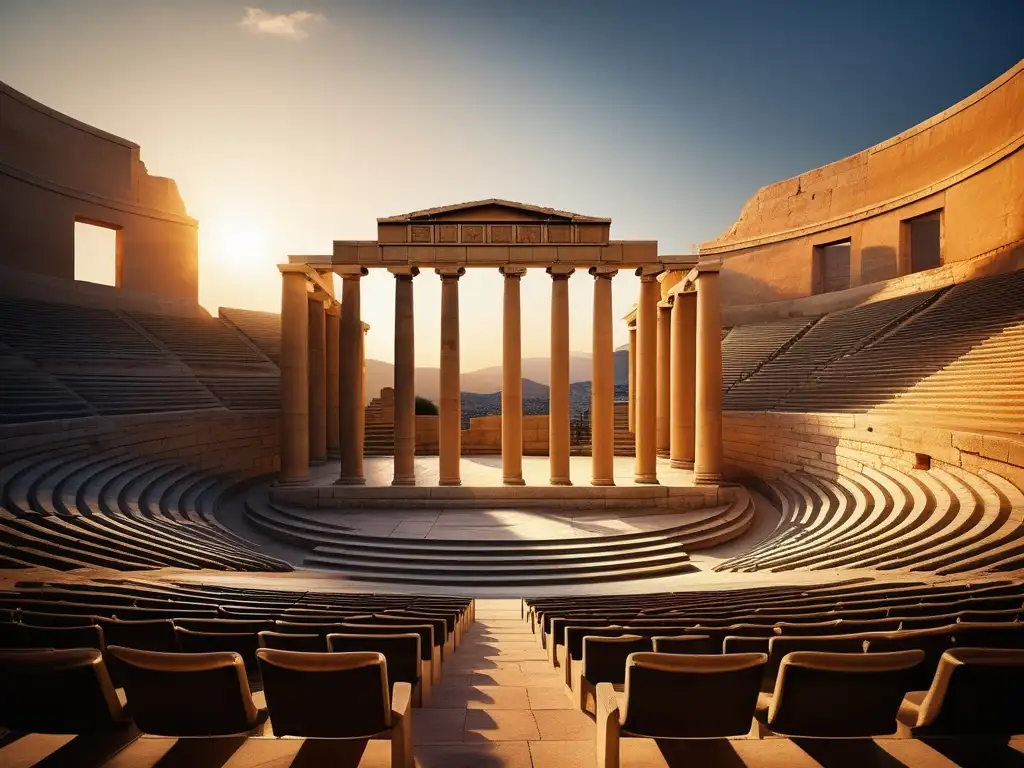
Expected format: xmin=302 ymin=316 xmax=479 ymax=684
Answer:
xmin=307 ymin=296 xmax=328 ymax=464
xmin=591 ymin=267 xmax=617 ymax=486
xmin=438 ymin=268 xmax=464 ymax=486
xmin=325 ymin=305 xmax=340 ymax=457
xmin=501 ymin=266 xmax=526 ymax=485
xmin=338 ymin=270 xmax=366 ymax=485
xmin=279 ymin=269 xmax=309 ymax=483
xmin=656 ymin=302 xmax=671 ymax=457
xmin=634 ymin=272 xmax=661 ymax=484
xmin=548 ymin=267 xmax=573 ymax=486
xmin=694 ymin=267 xmax=724 ymax=484
xmin=391 ymin=268 xmax=418 ymax=485
xmin=670 ymin=292 xmax=697 ymax=469
xmin=627 ymin=324 xmax=637 ymax=434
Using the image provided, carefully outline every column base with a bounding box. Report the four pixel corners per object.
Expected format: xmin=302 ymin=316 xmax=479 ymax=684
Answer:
xmin=327 ymin=450 xmax=341 ymax=460
xmin=335 ymin=476 xmax=367 ymax=486
xmin=274 ymin=475 xmax=309 ymax=486
xmin=670 ymin=459 xmax=695 ymax=470
xmin=634 ymin=474 xmax=660 ymax=485
xmin=439 ymin=479 xmax=462 ymax=487
xmin=694 ymin=473 xmax=724 ymax=486
xmin=550 ymin=478 xmax=573 ymax=487
xmin=503 ymin=477 xmax=526 ymax=486
xmin=590 ymin=478 xmax=615 ymax=487
xmin=657 ymin=449 xmax=671 ymax=459
xmin=310 ymin=459 xmax=327 ymax=467
xmin=392 ymin=476 xmax=417 ymax=486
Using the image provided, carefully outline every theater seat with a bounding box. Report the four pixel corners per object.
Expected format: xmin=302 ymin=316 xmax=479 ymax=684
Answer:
xmin=258 ymin=630 xmax=326 ymax=652
xmin=255 ymin=648 xmax=412 ymax=768
xmin=576 ymin=635 xmax=651 ymax=713
xmin=174 ymin=626 xmax=261 ymax=670
xmin=897 ymin=648 xmax=1024 ymax=737
xmin=0 ymin=649 xmax=130 ymax=733
xmin=651 ymin=634 xmax=718 ymax=654
xmin=595 ymin=652 xmax=767 ymax=768
xmin=327 ymin=632 xmax=423 ymax=706
xmin=755 ymin=649 xmax=924 ymax=737
xmin=108 ymin=645 xmax=267 ymax=736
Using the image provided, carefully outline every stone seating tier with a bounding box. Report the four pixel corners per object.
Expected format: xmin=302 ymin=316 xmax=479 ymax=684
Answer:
xmin=715 ymin=454 xmax=1024 ymax=575
xmin=0 ymin=443 xmax=290 ymax=573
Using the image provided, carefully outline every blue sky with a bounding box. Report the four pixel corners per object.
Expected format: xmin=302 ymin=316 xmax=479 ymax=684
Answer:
xmin=1 ymin=0 xmax=1021 ymax=368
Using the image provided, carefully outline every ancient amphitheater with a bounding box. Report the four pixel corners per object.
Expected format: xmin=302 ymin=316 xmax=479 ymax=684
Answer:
xmin=0 ymin=60 xmax=1022 ymax=767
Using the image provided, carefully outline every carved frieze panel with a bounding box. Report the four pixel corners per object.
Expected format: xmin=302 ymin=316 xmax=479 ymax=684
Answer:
xmin=547 ymin=224 xmax=571 ymax=243
xmin=517 ymin=225 xmax=541 ymax=244
xmin=490 ymin=225 xmax=513 ymax=244
xmin=410 ymin=225 xmax=432 ymax=243
xmin=462 ymin=224 xmax=484 ymax=243
xmin=438 ymin=224 xmax=459 ymax=243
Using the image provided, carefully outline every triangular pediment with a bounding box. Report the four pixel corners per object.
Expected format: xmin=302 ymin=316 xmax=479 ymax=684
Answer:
xmin=378 ymin=199 xmax=610 ymax=224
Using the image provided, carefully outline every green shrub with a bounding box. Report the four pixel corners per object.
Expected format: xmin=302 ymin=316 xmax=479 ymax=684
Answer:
xmin=415 ymin=396 xmax=439 ymax=416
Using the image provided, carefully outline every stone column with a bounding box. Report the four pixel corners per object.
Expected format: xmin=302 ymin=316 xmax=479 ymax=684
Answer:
xmin=307 ymin=295 xmax=328 ymax=464
xmin=547 ymin=267 xmax=574 ymax=486
xmin=656 ymin=301 xmax=672 ymax=458
xmin=278 ymin=267 xmax=309 ymax=483
xmin=590 ymin=267 xmax=617 ymax=486
xmin=325 ymin=304 xmax=340 ymax=458
xmin=337 ymin=268 xmax=367 ymax=485
xmin=670 ymin=291 xmax=697 ymax=469
xmin=634 ymin=268 xmax=662 ymax=484
xmin=627 ymin=320 xmax=637 ymax=434
xmin=391 ymin=267 xmax=418 ymax=486
xmin=438 ymin=268 xmax=464 ymax=486
xmin=501 ymin=266 xmax=526 ymax=485
xmin=694 ymin=265 xmax=724 ymax=484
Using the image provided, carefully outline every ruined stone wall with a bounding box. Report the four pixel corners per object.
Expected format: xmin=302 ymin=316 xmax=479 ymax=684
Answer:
xmin=722 ymin=411 xmax=1024 ymax=492
xmin=0 ymin=81 xmax=199 ymax=301
xmin=0 ymin=410 xmax=279 ymax=478
xmin=703 ymin=60 xmax=1024 ymax=307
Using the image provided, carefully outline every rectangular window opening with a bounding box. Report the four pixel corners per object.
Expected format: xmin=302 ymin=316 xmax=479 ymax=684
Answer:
xmin=74 ymin=220 xmax=120 ymax=286
xmin=906 ymin=210 xmax=942 ymax=274
xmin=814 ymin=239 xmax=851 ymax=294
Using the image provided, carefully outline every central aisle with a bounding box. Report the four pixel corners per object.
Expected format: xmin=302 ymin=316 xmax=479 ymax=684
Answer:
xmin=413 ymin=598 xmax=596 ymax=767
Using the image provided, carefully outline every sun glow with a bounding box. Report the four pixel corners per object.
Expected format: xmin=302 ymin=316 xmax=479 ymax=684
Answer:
xmin=209 ymin=213 xmax=270 ymax=268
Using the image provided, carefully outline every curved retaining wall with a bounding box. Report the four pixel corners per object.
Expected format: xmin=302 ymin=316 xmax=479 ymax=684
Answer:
xmin=704 ymin=60 xmax=1024 ymax=308
xmin=0 ymin=81 xmax=198 ymax=301
xmin=723 ymin=411 xmax=1024 ymax=496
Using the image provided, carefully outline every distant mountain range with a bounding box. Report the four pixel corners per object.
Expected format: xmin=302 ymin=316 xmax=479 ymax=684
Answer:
xmin=365 ymin=350 xmax=629 ymax=403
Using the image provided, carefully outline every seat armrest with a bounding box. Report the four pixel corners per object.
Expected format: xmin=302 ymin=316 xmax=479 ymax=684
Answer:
xmin=391 ymin=681 xmax=413 ymax=718
xmin=595 ymin=683 xmax=622 ymax=768
xmin=390 ymin=682 xmax=414 ymax=768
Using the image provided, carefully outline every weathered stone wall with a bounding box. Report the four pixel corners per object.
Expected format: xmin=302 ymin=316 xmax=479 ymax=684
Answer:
xmin=0 ymin=81 xmax=199 ymax=301
xmin=458 ymin=414 xmax=551 ymax=456
xmin=0 ymin=410 xmax=279 ymax=477
xmin=703 ymin=60 xmax=1024 ymax=307
xmin=723 ymin=411 xmax=1024 ymax=490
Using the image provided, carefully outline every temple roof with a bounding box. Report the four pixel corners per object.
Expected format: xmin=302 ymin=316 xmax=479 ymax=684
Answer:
xmin=377 ymin=198 xmax=611 ymax=224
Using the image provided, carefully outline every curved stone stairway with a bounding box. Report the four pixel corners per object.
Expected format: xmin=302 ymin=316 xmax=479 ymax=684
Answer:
xmin=241 ymin=485 xmax=756 ymax=587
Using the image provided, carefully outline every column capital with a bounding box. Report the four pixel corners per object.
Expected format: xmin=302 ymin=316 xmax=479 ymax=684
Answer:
xmin=589 ymin=266 xmax=618 ymax=280
xmin=635 ymin=264 xmax=665 ymax=282
xmin=658 ymin=300 xmax=672 ymax=309
xmin=388 ymin=266 xmax=420 ymax=278
xmin=500 ymin=266 xmax=528 ymax=279
xmin=361 ymin=321 xmax=371 ymax=334
xmin=546 ymin=265 xmax=575 ymax=279
xmin=436 ymin=266 xmax=466 ymax=280
xmin=336 ymin=265 xmax=369 ymax=279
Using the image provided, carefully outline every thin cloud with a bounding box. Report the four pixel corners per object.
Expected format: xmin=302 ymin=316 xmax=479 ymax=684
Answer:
xmin=238 ymin=7 xmax=325 ymax=40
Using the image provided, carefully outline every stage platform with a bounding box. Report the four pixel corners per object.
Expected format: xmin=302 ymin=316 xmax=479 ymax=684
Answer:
xmin=271 ymin=455 xmax=731 ymax=511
